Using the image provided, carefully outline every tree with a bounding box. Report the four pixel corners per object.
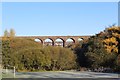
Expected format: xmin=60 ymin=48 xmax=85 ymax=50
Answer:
xmin=2 ymin=39 xmax=11 ymax=68
xmin=4 ymin=29 xmax=9 ymax=37
xmin=115 ymin=54 xmax=120 ymax=72
xmin=9 ymin=28 xmax=15 ymax=38
xmin=74 ymin=26 xmax=120 ymax=72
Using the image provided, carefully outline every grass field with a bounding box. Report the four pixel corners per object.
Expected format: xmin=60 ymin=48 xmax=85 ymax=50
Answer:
xmin=1 ymin=69 xmax=15 ymax=78
xmin=2 ymin=73 xmax=14 ymax=78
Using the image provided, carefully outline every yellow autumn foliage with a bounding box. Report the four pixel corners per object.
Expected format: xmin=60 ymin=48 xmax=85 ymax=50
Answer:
xmin=104 ymin=44 xmax=118 ymax=53
xmin=103 ymin=26 xmax=120 ymax=53
xmin=103 ymin=37 xmax=118 ymax=45
xmin=112 ymin=33 xmax=120 ymax=39
xmin=107 ymin=26 xmax=120 ymax=31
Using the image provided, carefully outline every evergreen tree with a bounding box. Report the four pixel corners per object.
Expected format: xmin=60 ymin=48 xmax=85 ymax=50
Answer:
xmin=4 ymin=29 xmax=9 ymax=37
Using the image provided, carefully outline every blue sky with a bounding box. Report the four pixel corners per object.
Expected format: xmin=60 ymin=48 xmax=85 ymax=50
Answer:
xmin=2 ymin=2 xmax=118 ymax=36
xmin=1 ymin=0 xmax=119 ymax=2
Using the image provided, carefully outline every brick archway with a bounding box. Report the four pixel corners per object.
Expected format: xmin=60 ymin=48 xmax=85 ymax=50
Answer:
xmin=55 ymin=38 xmax=65 ymax=47
xmin=44 ymin=38 xmax=54 ymax=46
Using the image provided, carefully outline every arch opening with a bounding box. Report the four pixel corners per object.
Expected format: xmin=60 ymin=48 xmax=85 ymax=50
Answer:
xmin=66 ymin=38 xmax=75 ymax=46
xmin=55 ymin=38 xmax=64 ymax=47
xmin=34 ymin=38 xmax=43 ymax=44
xmin=44 ymin=38 xmax=54 ymax=46
xmin=78 ymin=38 xmax=84 ymax=42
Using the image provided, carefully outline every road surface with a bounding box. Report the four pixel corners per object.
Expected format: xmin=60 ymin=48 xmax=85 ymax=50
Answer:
xmin=14 ymin=71 xmax=119 ymax=78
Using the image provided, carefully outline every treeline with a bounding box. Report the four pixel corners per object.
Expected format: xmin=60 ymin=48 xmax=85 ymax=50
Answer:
xmin=2 ymin=37 xmax=76 ymax=71
xmin=74 ymin=26 xmax=120 ymax=72
xmin=4 ymin=28 xmax=15 ymax=38
xmin=2 ymin=26 xmax=120 ymax=72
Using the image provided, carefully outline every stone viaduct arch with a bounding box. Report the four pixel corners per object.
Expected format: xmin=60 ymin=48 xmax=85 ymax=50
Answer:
xmin=65 ymin=38 xmax=75 ymax=46
xmin=54 ymin=38 xmax=65 ymax=47
xmin=16 ymin=36 xmax=90 ymax=47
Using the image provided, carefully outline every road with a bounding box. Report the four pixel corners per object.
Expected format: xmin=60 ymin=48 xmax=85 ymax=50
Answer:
xmin=14 ymin=71 xmax=119 ymax=78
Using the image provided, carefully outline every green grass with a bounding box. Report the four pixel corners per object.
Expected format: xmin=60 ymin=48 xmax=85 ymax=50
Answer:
xmin=2 ymin=72 xmax=14 ymax=78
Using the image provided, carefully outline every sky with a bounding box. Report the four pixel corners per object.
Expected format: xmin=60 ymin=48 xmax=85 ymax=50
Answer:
xmin=1 ymin=2 xmax=118 ymax=36
xmin=1 ymin=0 xmax=120 ymax=2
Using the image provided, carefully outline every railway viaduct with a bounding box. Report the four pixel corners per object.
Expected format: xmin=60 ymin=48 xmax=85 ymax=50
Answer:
xmin=16 ymin=36 xmax=90 ymax=47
